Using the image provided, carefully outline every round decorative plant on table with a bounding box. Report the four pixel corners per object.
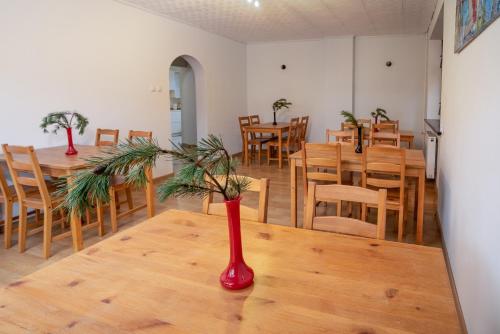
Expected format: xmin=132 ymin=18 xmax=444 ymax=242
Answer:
xmin=40 ymin=111 xmax=89 ymax=155
xmin=59 ymin=135 xmax=254 ymax=290
xmin=272 ymin=98 xmax=292 ymax=125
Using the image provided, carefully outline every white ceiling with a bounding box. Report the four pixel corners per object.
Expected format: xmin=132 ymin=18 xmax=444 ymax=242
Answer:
xmin=116 ymin=0 xmax=438 ymax=43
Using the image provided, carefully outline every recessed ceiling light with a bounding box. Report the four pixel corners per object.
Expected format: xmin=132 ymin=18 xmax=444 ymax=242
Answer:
xmin=254 ymin=1 xmax=260 ymax=7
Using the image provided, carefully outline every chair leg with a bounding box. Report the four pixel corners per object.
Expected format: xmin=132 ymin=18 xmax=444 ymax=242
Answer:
xmin=258 ymin=144 xmax=262 ymax=166
xmin=397 ymin=208 xmax=404 ymax=242
xmin=43 ymin=208 xmax=53 ymax=259
xmin=35 ymin=209 xmax=41 ymax=225
xmin=18 ymin=206 xmax=27 ymax=253
xmin=96 ymin=201 xmax=105 ymax=237
xmin=85 ymin=209 xmax=91 ymax=226
xmin=109 ymin=187 xmax=118 ymax=233
xmin=3 ymin=201 xmax=13 ymax=249
xmin=125 ymin=187 xmax=134 ymax=210
xmin=59 ymin=208 xmax=65 ymax=232
xmin=116 ymin=192 xmax=121 ymax=210
xmin=267 ymin=146 xmax=271 ymax=166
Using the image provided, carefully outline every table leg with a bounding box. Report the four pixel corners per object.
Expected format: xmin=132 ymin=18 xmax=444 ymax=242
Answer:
xmin=290 ymin=158 xmax=297 ymax=227
xmin=146 ymin=167 xmax=155 ymax=218
xmin=68 ymin=176 xmax=83 ymax=252
xmin=278 ymin=129 xmax=283 ymax=169
xmin=416 ymin=169 xmax=425 ymax=244
xmin=244 ymin=130 xmax=249 ymax=167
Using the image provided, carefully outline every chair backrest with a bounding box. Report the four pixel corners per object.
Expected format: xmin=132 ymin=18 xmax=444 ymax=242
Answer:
xmin=128 ymin=130 xmax=153 ymax=142
xmin=238 ymin=116 xmax=251 ymax=143
xmin=326 ymin=129 xmax=354 ymax=144
xmin=286 ymin=117 xmax=301 ymax=148
xmin=372 ymin=122 xmax=397 ymax=133
xmin=362 ymin=146 xmax=405 ymax=205
xmin=95 ymin=128 xmax=119 ymax=147
xmin=380 ymin=119 xmax=400 ymax=131
xmin=1 ymin=145 xmax=51 ymax=207
xmin=249 ymin=115 xmax=260 ymax=125
xmin=370 ymin=128 xmax=401 ymax=147
xmin=357 ymin=118 xmax=372 ymax=128
xmin=299 ymin=116 xmax=309 ymax=141
xmin=0 ymin=165 xmax=13 ymax=201
xmin=304 ymin=183 xmax=387 ymax=239
xmin=202 ymin=175 xmax=270 ymax=224
xmin=301 ymin=142 xmax=342 ymax=195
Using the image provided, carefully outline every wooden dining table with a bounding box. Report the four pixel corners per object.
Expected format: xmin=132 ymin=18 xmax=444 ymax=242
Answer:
xmin=400 ymin=130 xmax=415 ymax=148
xmin=0 ymin=145 xmax=155 ymax=252
xmin=243 ymin=122 xmax=290 ymax=168
xmin=289 ymin=145 xmax=427 ymax=244
xmin=0 ymin=209 xmax=461 ymax=333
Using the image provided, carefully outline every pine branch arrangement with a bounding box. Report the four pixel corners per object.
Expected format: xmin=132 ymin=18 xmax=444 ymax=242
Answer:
xmin=340 ymin=111 xmax=359 ymax=127
xmin=57 ymin=135 xmax=250 ymax=217
xmin=370 ymin=108 xmax=390 ymax=123
xmin=272 ymin=99 xmax=292 ymax=112
xmin=40 ymin=111 xmax=89 ymax=135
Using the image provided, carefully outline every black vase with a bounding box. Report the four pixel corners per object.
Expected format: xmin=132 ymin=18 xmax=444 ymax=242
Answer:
xmin=273 ymin=112 xmax=277 ymax=126
xmin=355 ymin=126 xmax=363 ymax=154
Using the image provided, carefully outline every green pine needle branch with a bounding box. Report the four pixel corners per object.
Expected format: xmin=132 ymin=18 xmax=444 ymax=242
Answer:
xmin=340 ymin=111 xmax=359 ymax=127
xmin=40 ymin=111 xmax=89 ymax=135
xmin=57 ymin=135 xmax=250 ymax=217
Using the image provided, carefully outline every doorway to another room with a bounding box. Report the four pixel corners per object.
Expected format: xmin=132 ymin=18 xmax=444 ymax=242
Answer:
xmin=169 ymin=56 xmax=197 ymax=154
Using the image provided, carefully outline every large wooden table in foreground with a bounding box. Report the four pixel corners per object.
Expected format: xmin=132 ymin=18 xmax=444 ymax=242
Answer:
xmin=0 ymin=145 xmax=155 ymax=252
xmin=289 ymin=146 xmax=426 ymax=244
xmin=0 ymin=210 xmax=460 ymax=333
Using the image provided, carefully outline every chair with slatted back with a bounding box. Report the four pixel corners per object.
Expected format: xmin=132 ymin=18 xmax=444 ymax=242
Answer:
xmin=301 ymin=142 xmax=342 ymax=215
xmin=380 ymin=119 xmax=400 ymax=131
xmin=299 ymin=116 xmax=309 ymax=143
xmin=326 ymin=129 xmax=354 ymax=144
xmin=95 ymin=128 xmax=119 ymax=147
xmin=202 ymin=175 xmax=270 ymax=224
xmin=304 ymin=183 xmax=387 ymax=239
xmin=266 ymin=117 xmax=300 ymax=166
xmin=239 ymin=116 xmax=270 ymax=165
xmin=370 ymin=127 xmax=401 ymax=147
xmin=341 ymin=122 xmax=370 ymax=147
xmin=1 ymin=145 xmax=93 ymax=258
xmin=249 ymin=115 xmax=274 ymax=139
xmin=108 ymin=130 xmax=153 ymax=233
xmin=0 ymin=166 xmax=18 ymax=249
xmin=362 ymin=146 xmax=407 ymax=241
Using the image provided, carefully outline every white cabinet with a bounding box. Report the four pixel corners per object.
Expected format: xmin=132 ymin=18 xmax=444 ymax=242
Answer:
xmin=171 ymin=110 xmax=182 ymax=135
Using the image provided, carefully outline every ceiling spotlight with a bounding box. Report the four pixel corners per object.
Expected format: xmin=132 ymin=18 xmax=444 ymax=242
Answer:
xmin=254 ymin=0 xmax=260 ymax=7
xmin=247 ymin=0 xmax=252 ymax=3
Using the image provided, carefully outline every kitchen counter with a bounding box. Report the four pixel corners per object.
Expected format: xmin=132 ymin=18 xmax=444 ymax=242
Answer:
xmin=425 ymin=119 xmax=441 ymax=136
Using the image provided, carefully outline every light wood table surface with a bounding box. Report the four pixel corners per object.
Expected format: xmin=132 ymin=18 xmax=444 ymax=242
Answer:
xmin=289 ymin=146 xmax=427 ymax=244
xmin=0 ymin=145 xmax=155 ymax=252
xmin=243 ymin=122 xmax=290 ymax=169
xmin=0 ymin=209 xmax=460 ymax=333
xmin=400 ymin=130 xmax=415 ymax=148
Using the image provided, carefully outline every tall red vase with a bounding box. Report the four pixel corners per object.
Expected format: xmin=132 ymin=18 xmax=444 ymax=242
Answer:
xmin=65 ymin=128 xmax=78 ymax=156
xmin=220 ymin=197 xmax=254 ymax=290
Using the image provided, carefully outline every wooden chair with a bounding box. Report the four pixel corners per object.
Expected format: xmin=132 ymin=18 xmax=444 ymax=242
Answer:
xmin=266 ymin=117 xmax=300 ymax=166
xmin=370 ymin=128 xmax=401 ymax=147
xmin=239 ymin=116 xmax=270 ymax=165
xmin=1 ymin=145 xmax=93 ymax=258
xmin=299 ymin=116 xmax=309 ymax=142
xmin=341 ymin=122 xmax=370 ymax=146
xmin=302 ymin=142 xmax=342 ymax=215
xmin=249 ymin=115 xmax=274 ymax=139
xmin=108 ymin=130 xmax=153 ymax=233
xmin=380 ymin=119 xmax=400 ymax=131
xmin=304 ymin=183 xmax=387 ymax=239
xmin=95 ymin=128 xmax=119 ymax=147
xmin=372 ymin=122 xmax=397 ymax=133
xmin=202 ymin=175 xmax=270 ymax=224
xmin=326 ymin=129 xmax=354 ymax=144
xmin=0 ymin=166 xmax=19 ymax=249
xmin=362 ymin=146 xmax=406 ymax=241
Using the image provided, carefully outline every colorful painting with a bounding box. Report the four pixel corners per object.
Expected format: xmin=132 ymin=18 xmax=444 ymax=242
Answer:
xmin=455 ymin=0 xmax=500 ymax=52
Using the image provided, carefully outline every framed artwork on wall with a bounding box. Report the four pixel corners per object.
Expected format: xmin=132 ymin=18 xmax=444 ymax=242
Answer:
xmin=455 ymin=0 xmax=500 ymax=52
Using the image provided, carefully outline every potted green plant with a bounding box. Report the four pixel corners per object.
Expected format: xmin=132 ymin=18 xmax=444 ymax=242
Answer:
xmin=341 ymin=111 xmax=363 ymax=154
xmin=370 ymin=107 xmax=390 ymax=125
xmin=40 ymin=111 xmax=89 ymax=155
xmin=272 ymin=98 xmax=292 ymax=125
xmin=60 ymin=135 xmax=254 ymax=290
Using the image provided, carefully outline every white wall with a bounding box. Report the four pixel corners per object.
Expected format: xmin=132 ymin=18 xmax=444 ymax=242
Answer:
xmin=247 ymin=37 xmax=354 ymax=143
xmin=0 ymin=0 xmax=246 ymax=176
xmin=426 ymin=40 xmax=443 ymax=119
xmin=437 ymin=0 xmax=500 ymax=333
xmin=354 ymin=35 xmax=427 ymax=147
xmin=247 ymin=35 xmax=427 ymax=147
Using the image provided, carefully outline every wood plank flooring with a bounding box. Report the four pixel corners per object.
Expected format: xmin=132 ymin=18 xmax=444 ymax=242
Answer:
xmin=0 ymin=160 xmax=441 ymax=287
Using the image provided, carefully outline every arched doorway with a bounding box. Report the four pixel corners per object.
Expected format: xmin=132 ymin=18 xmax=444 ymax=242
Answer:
xmin=169 ymin=56 xmax=197 ymax=149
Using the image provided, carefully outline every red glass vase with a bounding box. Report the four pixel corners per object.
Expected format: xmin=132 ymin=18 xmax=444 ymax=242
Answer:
xmin=65 ymin=128 xmax=78 ymax=156
xmin=220 ymin=197 xmax=254 ymax=290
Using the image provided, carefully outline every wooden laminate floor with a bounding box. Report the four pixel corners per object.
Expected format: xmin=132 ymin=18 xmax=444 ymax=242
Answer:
xmin=0 ymin=159 xmax=441 ymax=287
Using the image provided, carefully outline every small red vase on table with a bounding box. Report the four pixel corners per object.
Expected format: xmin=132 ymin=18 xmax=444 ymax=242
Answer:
xmin=220 ymin=197 xmax=254 ymax=290
xmin=65 ymin=128 xmax=78 ymax=156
